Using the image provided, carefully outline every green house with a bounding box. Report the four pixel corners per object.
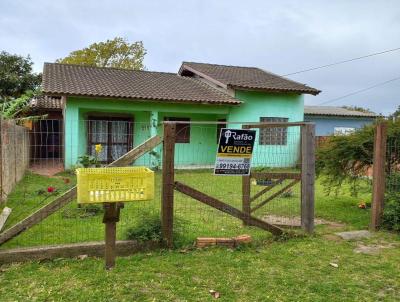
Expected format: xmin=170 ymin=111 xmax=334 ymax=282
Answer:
xmin=40 ymin=62 xmax=320 ymax=169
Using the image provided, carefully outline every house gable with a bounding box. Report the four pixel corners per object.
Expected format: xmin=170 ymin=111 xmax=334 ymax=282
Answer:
xmin=178 ymin=62 xmax=321 ymax=96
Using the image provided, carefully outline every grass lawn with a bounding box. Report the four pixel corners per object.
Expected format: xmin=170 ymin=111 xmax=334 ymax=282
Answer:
xmin=1 ymin=171 xmax=399 ymax=301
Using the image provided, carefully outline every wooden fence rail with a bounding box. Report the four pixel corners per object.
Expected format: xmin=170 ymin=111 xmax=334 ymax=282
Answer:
xmin=0 ymin=135 xmax=163 ymax=246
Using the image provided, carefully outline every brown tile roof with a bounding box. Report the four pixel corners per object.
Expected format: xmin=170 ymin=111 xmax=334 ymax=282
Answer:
xmin=179 ymin=62 xmax=321 ymax=95
xmin=304 ymin=106 xmax=379 ymax=117
xmin=30 ymin=96 xmax=64 ymax=110
xmin=42 ymin=63 xmax=241 ymax=105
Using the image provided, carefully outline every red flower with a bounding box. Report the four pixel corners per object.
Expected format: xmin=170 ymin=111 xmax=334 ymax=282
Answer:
xmin=47 ymin=186 xmax=55 ymax=193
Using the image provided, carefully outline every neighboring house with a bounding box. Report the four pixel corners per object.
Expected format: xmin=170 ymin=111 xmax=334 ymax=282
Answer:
xmin=304 ymin=106 xmax=379 ymax=137
xmin=41 ymin=62 xmax=320 ymax=169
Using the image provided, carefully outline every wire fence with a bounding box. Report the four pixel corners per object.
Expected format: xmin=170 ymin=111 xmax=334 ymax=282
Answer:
xmin=1 ymin=119 xmax=305 ymax=251
xmin=386 ymin=134 xmax=400 ymax=194
xmin=173 ymin=123 xmax=302 ymax=243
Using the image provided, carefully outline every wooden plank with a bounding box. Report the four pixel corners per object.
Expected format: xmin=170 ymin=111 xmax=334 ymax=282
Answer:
xmin=0 ymin=135 xmax=163 ymax=246
xmin=161 ymin=123 xmax=176 ymax=247
xmin=370 ymin=122 xmax=387 ymax=231
xmin=0 ymin=207 xmax=12 ymax=232
xmin=242 ymin=175 xmax=251 ymax=225
xmin=249 ymin=179 xmax=283 ymax=203
xmin=103 ymin=203 xmax=118 ymax=270
xmin=301 ymin=123 xmax=316 ymax=233
xmin=108 ymin=135 xmax=162 ymax=167
xmin=0 ymin=187 xmax=77 ymax=245
xmin=250 ymin=172 xmax=301 ymax=180
xmin=174 ymin=181 xmax=283 ymax=236
xmin=251 ymin=179 xmax=300 ymax=213
xmin=0 ymin=240 xmax=161 ymax=264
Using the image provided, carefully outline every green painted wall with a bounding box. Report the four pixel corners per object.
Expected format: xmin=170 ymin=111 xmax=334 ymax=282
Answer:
xmin=64 ymin=92 xmax=304 ymax=169
xmin=229 ymin=90 xmax=304 ymax=168
xmin=64 ymin=97 xmax=228 ymax=168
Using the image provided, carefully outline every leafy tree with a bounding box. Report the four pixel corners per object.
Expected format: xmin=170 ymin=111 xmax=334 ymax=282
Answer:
xmin=0 ymin=51 xmax=41 ymax=101
xmin=57 ymin=37 xmax=146 ymax=70
xmin=389 ymin=105 xmax=400 ymax=120
xmin=0 ymin=89 xmax=45 ymax=122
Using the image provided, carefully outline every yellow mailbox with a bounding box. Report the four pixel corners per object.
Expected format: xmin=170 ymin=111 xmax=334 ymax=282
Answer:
xmin=76 ymin=167 xmax=154 ymax=204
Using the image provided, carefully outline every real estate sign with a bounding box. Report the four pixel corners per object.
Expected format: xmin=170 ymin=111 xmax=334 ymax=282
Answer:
xmin=214 ymin=128 xmax=256 ymax=175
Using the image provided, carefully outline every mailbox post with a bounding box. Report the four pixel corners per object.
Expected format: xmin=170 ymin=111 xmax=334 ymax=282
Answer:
xmin=76 ymin=167 xmax=154 ymax=269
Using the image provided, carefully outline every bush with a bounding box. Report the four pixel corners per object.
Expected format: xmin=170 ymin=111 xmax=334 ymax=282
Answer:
xmin=382 ymin=193 xmax=400 ymax=232
xmin=125 ymin=211 xmax=187 ymax=246
xmin=317 ymin=119 xmax=400 ymax=195
xmin=62 ymin=204 xmax=103 ymax=219
xmin=386 ymin=172 xmax=400 ymax=193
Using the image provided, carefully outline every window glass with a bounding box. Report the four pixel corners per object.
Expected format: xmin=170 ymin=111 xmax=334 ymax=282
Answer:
xmin=259 ymin=117 xmax=288 ymax=145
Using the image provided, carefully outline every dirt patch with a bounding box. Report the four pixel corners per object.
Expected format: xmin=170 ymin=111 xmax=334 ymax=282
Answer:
xmin=354 ymin=243 xmax=398 ymax=255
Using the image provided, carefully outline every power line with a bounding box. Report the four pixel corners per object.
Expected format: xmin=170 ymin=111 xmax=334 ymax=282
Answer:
xmin=318 ymin=76 xmax=400 ymax=105
xmin=283 ymin=47 xmax=400 ymax=76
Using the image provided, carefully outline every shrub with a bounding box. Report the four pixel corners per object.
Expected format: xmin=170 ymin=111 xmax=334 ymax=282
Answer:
xmin=316 ymin=119 xmax=400 ymax=195
xmin=125 ymin=211 xmax=187 ymax=246
xmin=382 ymin=193 xmax=400 ymax=232
xmin=386 ymin=172 xmax=400 ymax=193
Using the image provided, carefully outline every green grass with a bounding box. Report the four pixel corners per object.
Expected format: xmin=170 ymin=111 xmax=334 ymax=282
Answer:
xmin=1 ymin=171 xmax=399 ymax=301
xmin=0 ymin=234 xmax=399 ymax=301
xmin=2 ymin=170 xmax=372 ymax=249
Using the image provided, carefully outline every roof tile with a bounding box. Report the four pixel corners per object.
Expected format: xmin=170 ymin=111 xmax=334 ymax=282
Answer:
xmin=179 ymin=62 xmax=320 ymax=95
xmin=42 ymin=63 xmax=241 ymax=105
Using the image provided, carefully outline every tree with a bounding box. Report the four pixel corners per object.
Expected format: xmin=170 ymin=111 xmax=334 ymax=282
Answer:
xmin=57 ymin=37 xmax=146 ymax=70
xmin=0 ymin=89 xmax=45 ymax=122
xmin=0 ymin=51 xmax=41 ymax=101
xmin=389 ymin=105 xmax=400 ymax=120
xmin=316 ymin=119 xmax=400 ymax=195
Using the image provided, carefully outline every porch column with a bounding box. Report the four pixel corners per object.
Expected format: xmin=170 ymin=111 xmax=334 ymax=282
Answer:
xmin=150 ymin=111 xmax=161 ymax=168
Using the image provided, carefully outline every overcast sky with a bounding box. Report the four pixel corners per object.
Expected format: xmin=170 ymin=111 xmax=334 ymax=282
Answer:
xmin=1 ymin=0 xmax=399 ymax=114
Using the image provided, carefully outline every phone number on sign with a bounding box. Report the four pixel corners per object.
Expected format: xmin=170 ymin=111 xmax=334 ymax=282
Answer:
xmin=215 ymin=163 xmax=250 ymax=170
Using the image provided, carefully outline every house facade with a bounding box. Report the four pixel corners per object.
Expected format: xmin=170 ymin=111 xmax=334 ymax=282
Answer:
xmin=41 ymin=62 xmax=320 ymax=169
xmin=304 ymin=106 xmax=378 ymax=136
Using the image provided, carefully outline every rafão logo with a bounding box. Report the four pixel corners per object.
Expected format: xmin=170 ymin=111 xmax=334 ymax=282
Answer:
xmin=224 ymin=130 xmax=253 ymax=143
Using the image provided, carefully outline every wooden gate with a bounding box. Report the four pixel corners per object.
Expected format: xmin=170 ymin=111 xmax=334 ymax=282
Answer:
xmin=161 ymin=121 xmax=315 ymax=247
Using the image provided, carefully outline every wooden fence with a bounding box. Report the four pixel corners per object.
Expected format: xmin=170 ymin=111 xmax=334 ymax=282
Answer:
xmin=161 ymin=121 xmax=316 ymax=247
xmin=0 ymin=119 xmax=30 ymax=202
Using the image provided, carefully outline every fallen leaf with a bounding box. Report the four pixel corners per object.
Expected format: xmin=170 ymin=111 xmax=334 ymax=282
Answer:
xmin=209 ymin=290 xmax=220 ymax=299
xmin=329 ymin=262 xmax=339 ymax=268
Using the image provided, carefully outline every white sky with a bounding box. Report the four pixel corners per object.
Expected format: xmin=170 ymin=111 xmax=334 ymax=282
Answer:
xmin=1 ymin=0 xmax=399 ymax=114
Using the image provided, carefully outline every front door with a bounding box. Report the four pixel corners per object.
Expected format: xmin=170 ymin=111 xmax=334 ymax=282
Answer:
xmin=87 ymin=117 xmax=133 ymax=163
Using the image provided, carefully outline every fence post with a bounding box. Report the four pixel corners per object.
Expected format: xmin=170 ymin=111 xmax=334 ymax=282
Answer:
xmin=161 ymin=122 xmax=176 ymax=247
xmin=370 ymin=121 xmax=387 ymax=231
xmin=301 ymin=123 xmax=315 ymax=233
xmin=242 ymin=175 xmax=251 ymax=225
